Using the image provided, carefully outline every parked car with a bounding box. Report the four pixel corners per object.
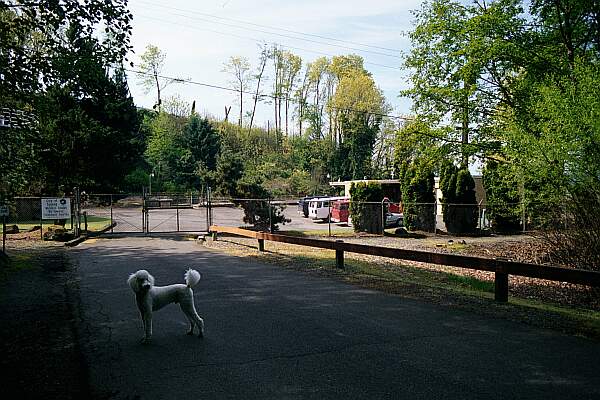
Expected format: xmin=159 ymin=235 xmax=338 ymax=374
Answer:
xmin=385 ymin=212 xmax=403 ymax=228
xmin=308 ymin=196 xmax=347 ymax=220
xmin=330 ymin=199 xmax=350 ymax=223
xmin=382 ymin=197 xmax=401 ymax=213
xmin=298 ymin=196 xmax=326 ymax=218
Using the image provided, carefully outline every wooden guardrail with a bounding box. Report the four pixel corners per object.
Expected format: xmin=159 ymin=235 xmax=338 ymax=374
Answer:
xmin=209 ymin=225 xmax=600 ymax=302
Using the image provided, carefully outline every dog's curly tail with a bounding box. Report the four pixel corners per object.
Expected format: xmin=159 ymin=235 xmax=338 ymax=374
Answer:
xmin=184 ymin=269 xmax=201 ymax=288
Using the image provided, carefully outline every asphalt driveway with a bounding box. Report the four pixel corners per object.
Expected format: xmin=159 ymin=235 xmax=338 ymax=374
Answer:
xmin=73 ymin=236 xmax=600 ymax=399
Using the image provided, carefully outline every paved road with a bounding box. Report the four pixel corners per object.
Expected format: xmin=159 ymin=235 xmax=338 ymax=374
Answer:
xmin=73 ymin=237 xmax=600 ymax=400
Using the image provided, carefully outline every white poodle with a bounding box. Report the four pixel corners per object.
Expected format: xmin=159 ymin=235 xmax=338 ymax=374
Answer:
xmin=127 ymin=269 xmax=204 ymax=344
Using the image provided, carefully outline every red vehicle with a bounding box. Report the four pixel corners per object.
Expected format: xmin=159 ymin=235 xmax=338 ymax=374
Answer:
xmin=383 ymin=197 xmax=401 ymax=213
xmin=331 ymin=199 xmax=350 ymax=223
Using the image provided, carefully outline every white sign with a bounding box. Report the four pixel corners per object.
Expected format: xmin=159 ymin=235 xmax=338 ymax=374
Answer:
xmin=0 ymin=205 xmax=8 ymax=217
xmin=41 ymin=198 xmax=71 ymax=219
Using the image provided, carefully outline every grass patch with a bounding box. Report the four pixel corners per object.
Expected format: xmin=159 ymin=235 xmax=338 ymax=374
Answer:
xmin=0 ymin=252 xmax=37 ymax=281
xmin=1 ymin=215 xmax=111 ymax=233
xmin=509 ymin=297 xmax=600 ymax=334
xmin=446 ymin=273 xmax=495 ymax=293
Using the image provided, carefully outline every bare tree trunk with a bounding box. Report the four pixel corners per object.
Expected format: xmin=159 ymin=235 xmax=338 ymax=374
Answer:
xmin=249 ymin=54 xmax=267 ymax=133
xmin=314 ymin=77 xmax=321 ymax=139
xmin=278 ymin=93 xmax=282 ymax=138
xmin=239 ymin=89 xmax=243 ymax=127
xmin=272 ymin=49 xmax=280 ymax=137
xmin=154 ymin=70 xmax=161 ymax=111
xmin=285 ymin=98 xmax=289 ymax=137
xmin=297 ymin=70 xmax=308 ymax=136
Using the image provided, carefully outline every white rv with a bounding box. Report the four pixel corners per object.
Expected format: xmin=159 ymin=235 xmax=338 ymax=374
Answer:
xmin=308 ymin=196 xmax=347 ymax=220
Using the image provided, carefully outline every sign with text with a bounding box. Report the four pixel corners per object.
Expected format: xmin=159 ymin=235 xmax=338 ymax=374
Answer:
xmin=0 ymin=205 xmax=8 ymax=217
xmin=41 ymin=198 xmax=71 ymax=220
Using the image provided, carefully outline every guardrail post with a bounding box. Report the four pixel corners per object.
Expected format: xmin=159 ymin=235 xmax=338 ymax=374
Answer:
xmin=495 ymin=272 xmax=509 ymax=302
xmin=258 ymin=238 xmax=265 ymax=252
xmin=335 ymin=240 xmax=344 ymax=269
xmin=494 ymin=258 xmax=509 ymax=302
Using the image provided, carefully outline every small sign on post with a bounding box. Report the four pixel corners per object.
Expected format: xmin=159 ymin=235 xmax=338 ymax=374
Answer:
xmin=41 ymin=198 xmax=71 ymax=220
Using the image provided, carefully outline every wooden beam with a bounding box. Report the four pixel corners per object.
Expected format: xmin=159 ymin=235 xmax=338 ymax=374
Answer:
xmin=208 ymin=225 xmax=600 ymax=288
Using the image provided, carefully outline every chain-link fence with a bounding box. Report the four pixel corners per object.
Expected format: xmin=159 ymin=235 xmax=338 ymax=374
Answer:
xmin=0 ymin=193 xmax=569 ymax=244
xmin=208 ymin=197 xmax=561 ymax=236
xmin=0 ymin=197 xmax=75 ymax=238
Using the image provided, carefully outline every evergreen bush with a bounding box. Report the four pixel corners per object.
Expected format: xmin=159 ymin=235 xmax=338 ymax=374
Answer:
xmin=440 ymin=163 xmax=478 ymax=234
xmin=399 ymin=161 xmax=435 ymax=232
xmin=349 ymin=182 xmax=383 ymax=233
xmin=482 ymin=161 xmax=521 ymax=232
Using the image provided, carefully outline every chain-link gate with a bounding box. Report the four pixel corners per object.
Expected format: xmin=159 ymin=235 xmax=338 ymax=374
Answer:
xmin=143 ymin=191 xmax=209 ymax=233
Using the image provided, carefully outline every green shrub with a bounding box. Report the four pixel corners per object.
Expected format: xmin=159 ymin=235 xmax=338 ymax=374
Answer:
xmin=234 ymin=180 xmax=289 ymax=232
xmin=399 ymin=161 xmax=435 ymax=231
xmin=482 ymin=160 xmax=521 ymax=232
xmin=440 ymin=163 xmax=478 ymax=234
xmin=349 ymin=182 xmax=383 ymax=233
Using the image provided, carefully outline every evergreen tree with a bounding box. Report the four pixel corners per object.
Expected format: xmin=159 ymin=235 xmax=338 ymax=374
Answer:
xmin=440 ymin=163 xmax=478 ymax=234
xmin=400 ymin=161 xmax=435 ymax=232
xmin=349 ymin=182 xmax=383 ymax=233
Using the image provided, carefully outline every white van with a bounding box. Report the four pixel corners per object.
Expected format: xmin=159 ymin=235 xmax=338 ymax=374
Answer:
xmin=308 ymin=196 xmax=347 ymax=220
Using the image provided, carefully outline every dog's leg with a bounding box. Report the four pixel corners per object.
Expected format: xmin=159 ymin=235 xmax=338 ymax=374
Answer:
xmin=141 ymin=311 xmax=152 ymax=344
xmin=194 ymin=314 xmax=205 ymax=339
xmin=184 ymin=312 xmax=195 ymax=335
xmin=181 ymin=300 xmax=204 ymax=338
xmin=190 ymin=305 xmax=204 ymax=339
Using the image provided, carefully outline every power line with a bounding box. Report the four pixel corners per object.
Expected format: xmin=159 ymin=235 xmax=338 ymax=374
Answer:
xmin=124 ymin=68 xmax=413 ymax=122
xmin=145 ymin=9 xmax=402 ymax=60
xmin=136 ymin=0 xmax=402 ymax=55
xmin=135 ymin=14 xmax=402 ymax=71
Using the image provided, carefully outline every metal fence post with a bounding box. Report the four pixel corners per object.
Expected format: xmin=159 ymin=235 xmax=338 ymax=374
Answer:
xmin=40 ymin=198 xmax=43 ymax=240
xmin=110 ymin=194 xmax=114 ymax=234
xmin=268 ymin=198 xmax=272 ymax=233
xmin=73 ymin=187 xmax=80 ymax=238
xmin=208 ymin=187 xmax=213 ymax=227
xmin=381 ymin=199 xmax=385 ymax=235
xmin=328 ymin=200 xmax=331 ymax=237
xmin=206 ymin=191 xmax=209 ymax=232
xmin=176 ymin=203 xmax=180 ymax=232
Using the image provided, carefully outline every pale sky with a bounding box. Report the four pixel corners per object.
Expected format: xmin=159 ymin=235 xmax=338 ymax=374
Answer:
xmin=125 ymin=0 xmax=423 ymax=128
